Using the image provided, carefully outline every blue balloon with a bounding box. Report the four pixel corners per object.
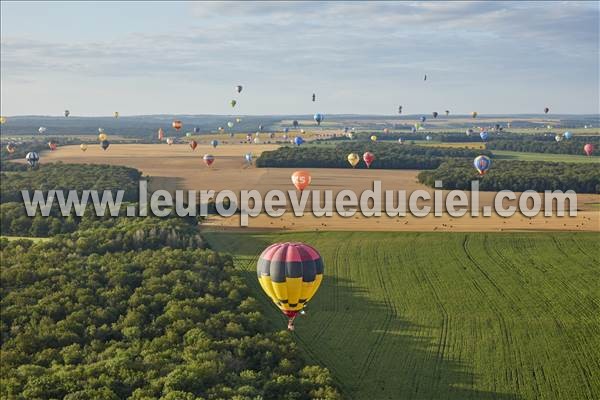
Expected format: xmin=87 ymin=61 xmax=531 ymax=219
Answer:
xmin=193 ymin=127 xmax=200 ymax=133
xmin=294 ymin=136 xmax=304 ymax=146
xmin=474 ymin=155 xmax=492 ymax=175
xmin=480 ymin=131 xmax=489 ymax=141
xmin=420 ymin=116 xmax=426 ymax=123
xmin=314 ymin=113 xmax=324 ymax=125
xmin=284 ymin=127 xmax=289 ymax=133
xmin=211 ymin=139 xmax=219 ymax=148
xmin=564 ymin=131 xmax=573 ymax=140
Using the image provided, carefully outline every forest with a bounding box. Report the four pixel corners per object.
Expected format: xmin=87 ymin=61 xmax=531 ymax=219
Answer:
xmin=257 ymin=142 xmax=491 ymax=169
xmin=418 ymin=159 xmax=600 ymax=193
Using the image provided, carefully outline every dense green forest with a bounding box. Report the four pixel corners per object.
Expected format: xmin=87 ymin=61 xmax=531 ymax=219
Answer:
xmin=418 ymin=159 xmax=600 ymax=193
xmin=0 ymin=222 xmax=341 ymax=399
xmin=1 ymin=163 xmax=142 ymax=203
xmin=257 ymin=142 xmax=491 ymax=169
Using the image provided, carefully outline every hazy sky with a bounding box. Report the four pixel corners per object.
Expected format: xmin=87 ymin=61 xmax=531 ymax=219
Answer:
xmin=1 ymin=1 xmax=599 ymax=116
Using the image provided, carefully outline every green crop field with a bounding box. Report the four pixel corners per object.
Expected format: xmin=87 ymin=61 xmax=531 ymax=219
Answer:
xmin=205 ymin=231 xmax=600 ymax=400
xmin=491 ymin=150 xmax=599 ymax=163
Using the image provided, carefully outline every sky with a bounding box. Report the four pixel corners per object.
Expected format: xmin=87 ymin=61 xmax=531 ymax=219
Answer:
xmin=1 ymin=1 xmax=599 ymax=116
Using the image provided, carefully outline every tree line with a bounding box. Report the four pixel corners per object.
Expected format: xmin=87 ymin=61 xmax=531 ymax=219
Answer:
xmin=486 ymin=136 xmax=600 ymax=155
xmin=257 ymin=142 xmax=492 ymax=169
xmin=418 ymin=159 xmax=600 ymax=193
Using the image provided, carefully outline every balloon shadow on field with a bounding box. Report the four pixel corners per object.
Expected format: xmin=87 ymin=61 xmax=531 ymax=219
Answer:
xmin=241 ymin=271 xmax=520 ymax=400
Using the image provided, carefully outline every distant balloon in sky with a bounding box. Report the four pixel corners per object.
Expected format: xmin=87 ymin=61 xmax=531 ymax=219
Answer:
xmin=211 ymin=139 xmax=219 ymax=148
xmin=172 ymin=120 xmax=182 ymax=131
xmin=564 ymin=131 xmax=573 ymax=140
xmin=544 ymin=107 xmax=550 ymax=114
xmin=64 ymin=110 xmax=70 ymax=117
xmin=291 ymin=170 xmax=311 ymax=191
xmin=363 ymin=152 xmax=375 ymax=168
xmin=236 ymin=85 xmax=243 ymax=93
xmin=480 ymin=131 xmax=489 ymax=141
xmin=471 ymin=111 xmax=478 ymax=118
xmin=26 ymin=151 xmax=40 ymax=167
xmin=312 ymin=93 xmax=316 ymax=102
xmin=294 ymin=136 xmax=304 ymax=146
xmin=314 ymin=113 xmax=324 ymax=125
xmin=473 ymin=155 xmax=491 ymax=175
xmin=203 ymin=154 xmax=215 ymax=167
xmin=38 ymin=126 xmax=47 ymax=134
xmin=230 ymin=100 xmax=237 ymax=108
xmin=584 ymin=143 xmax=594 ymax=156
xmin=347 ymin=153 xmax=360 ymax=168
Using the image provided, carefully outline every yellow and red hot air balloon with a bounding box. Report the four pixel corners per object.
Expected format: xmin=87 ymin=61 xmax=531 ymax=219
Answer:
xmin=48 ymin=141 xmax=58 ymax=151
xmin=172 ymin=120 xmax=182 ymax=131
xmin=291 ymin=170 xmax=311 ymax=191
xmin=257 ymin=242 xmax=324 ymax=330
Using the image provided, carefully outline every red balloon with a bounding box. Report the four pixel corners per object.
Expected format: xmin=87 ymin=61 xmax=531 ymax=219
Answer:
xmin=172 ymin=120 xmax=182 ymax=131
xmin=158 ymin=128 xmax=164 ymax=141
xmin=362 ymin=152 xmax=375 ymax=168
xmin=291 ymin=170 xmax=311 ymax=191
xmin=203 ymin=154 xmax=215 ymax=167
xmin=48 ymin=142 xmax=57 ymax=151
xmin=584 ymin=143 xmax=594 ymax=156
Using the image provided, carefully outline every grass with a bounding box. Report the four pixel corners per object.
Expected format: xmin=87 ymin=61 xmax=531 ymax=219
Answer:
xmin=491 ymin=150 xmax=599 ymax=163
xmin=0 ymin=235 xmax=50 ymax=242
xmin=205 ymin=231 xmax=600 ymax=400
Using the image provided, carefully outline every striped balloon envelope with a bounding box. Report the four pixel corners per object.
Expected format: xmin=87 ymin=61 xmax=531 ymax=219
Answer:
xmin=257 ymin=242 xmax=324 ymax=330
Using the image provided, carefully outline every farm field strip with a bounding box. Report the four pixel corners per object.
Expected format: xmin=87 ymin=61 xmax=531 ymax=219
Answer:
xmin=205 ymin=231 xmax=600 ymax=400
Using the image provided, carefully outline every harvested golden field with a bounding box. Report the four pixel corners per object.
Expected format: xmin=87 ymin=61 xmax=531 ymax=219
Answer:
xmin=40 ymin=144 xmax=600 ymax=232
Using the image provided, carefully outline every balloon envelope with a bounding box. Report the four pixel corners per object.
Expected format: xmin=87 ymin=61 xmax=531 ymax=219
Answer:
xmin=474 ymin=155 xmax=492 ymax=175
xmin=584 ymin=144 xmax=594 ymax=156
xmin=347 ymin=153 xmax=360 ymax=167
xmin=294 ymin=136 xmax=304 ymax=146
xmin=291 ymin=170 xmax=311 ymax=191
xmin=100 ymin=140 xmax=110 ymax=150
xmin=211 ymin=140 xmax=219 ymax=148
xmin=26 ymin=152 xmax=40 ymax=167
xmin=363 ymin=152 xmax=375 ymax=168
xmin=203 ymin=154 xmax=215 ymax=166
xmin=256 ymin=242 xmax=324 ymax=328
xmin=172 ymin=120 xmax=182 ymax=131
xmin=80 ymin=144 xmax=88 ymax=152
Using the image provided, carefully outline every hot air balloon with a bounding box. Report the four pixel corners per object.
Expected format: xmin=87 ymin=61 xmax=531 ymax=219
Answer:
xmin=445 ymin=110 xmax=450 ymax=116
xmin=166 ymin=137 xmax=174 ymax=146
xmin=300 ymin=129 xmax=306 ymax=134
xmin=284 ymin=127 xmax=289 ymax=134
xmin=158 ymin=128 xmax=165 ymax=141
xmin=424 ymin=74 xmax=427 ymax=81
xmin=473 ymin=155 xmax=491 ymax=175
xmin=6 ymin=143 xmax=16 ymax=153
xmin=426 ymin=135 xmax=432 ymax=141
xmin=555 ymin=134 xmax=563 ymax=143
xmin=37 ymin=126 xmax=47 ymax=134
xmin=347 ymin=132 xmax=354 ymax=140
xmin=172 ymin=120 xmax=182 ymax=131
xmin=80 ymin=143 xmax=88 ymax=152
xmin=312 ymin=93 xmax=316 ymax=102
xmin=370 ymin=135 xmax=377 ymax=142
xmin=98 ymin=128 xmax=105 ymax=134
xmin=0 ymin=116 xmax=6 ymax=124
xmin=480 ymin=131 xmax=489 ymax=141
xmin=398 ymin=138 xmax=403 ymax=144
xmin=398 ymin=106 xmax=403 ymax=114
xmin=245 ymin=153 xmax=253 ymax=164
xmin=98 ymin=133 xmax=108 ymax=141
xmin=211 ymin=139 xmax=219 ymax=148
xmin=257 ymin=242 xmax=324 ymax=330
xmin=236 ymin=118 xmax=242 ymax=123
xmin=236 ymin=85 xmax=243 ymax=93
xmin=564 ymin=131 xmax=573 ymax=140
xmin=26 ymin=152 xmax=39 ymax=167
xmin=218 ymin=126 xmax=224 ymax=132
xmin=363 ymin=152 xmax=375 ymax=168
xmin=291 ymin=170 xmax=311 ymax=191
xmin=544 ymin=107 xmax=550 ymax=114
xmin=466 ymin=129 xmax=473 ymax=136
xmin=314 ymin=113 xmax=323 ymax=125
xmin=189 ymin=140 xmax=198 ymax=150
xmin=293 ymin=120 xmax=299 ymax=128
xmin=383 ymin=128 xmax=389 ymax=134
xmin=114 ymin=111 xmax=119 ymax=118
xmin=186 ymin=132 xmax=192 ymax=137
xmin=246 ymin=134 xmax=253 ymax=142
xmin=432 ymin=112 xmax=438 ymax=118
xmin=230 ymin=100 xmax=237 ymax=108
xmin=48 ymin=141 xmax=57 ymax=151
xmin=100 ymin=140 xmax=110 ymax=151
xmin=64 ymin=110 xmax=70 ymax=117
xmin=584 ymin=144 xmax=594 ymax=156
xmin=258 ymin=125 xmax=264 ymax=131
xmin=193 ymin=127 xmax=200 ymax=133
xmin=227 ymin=121 xmax=234 ymax=128
xmin=471 ymin=111 xmax=478 ymax=118
xmin=347 ymin=153 xmax=360 ymax=168
xmin=420 ymin=116 xmax=426 ymax=123
xmin=294 ymin=136 xmax=304 ymax=146
xmin=203 ymin=154 xmax=215 ymax=167
xmin=411 ymin=126 xmax=417 ymax=133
